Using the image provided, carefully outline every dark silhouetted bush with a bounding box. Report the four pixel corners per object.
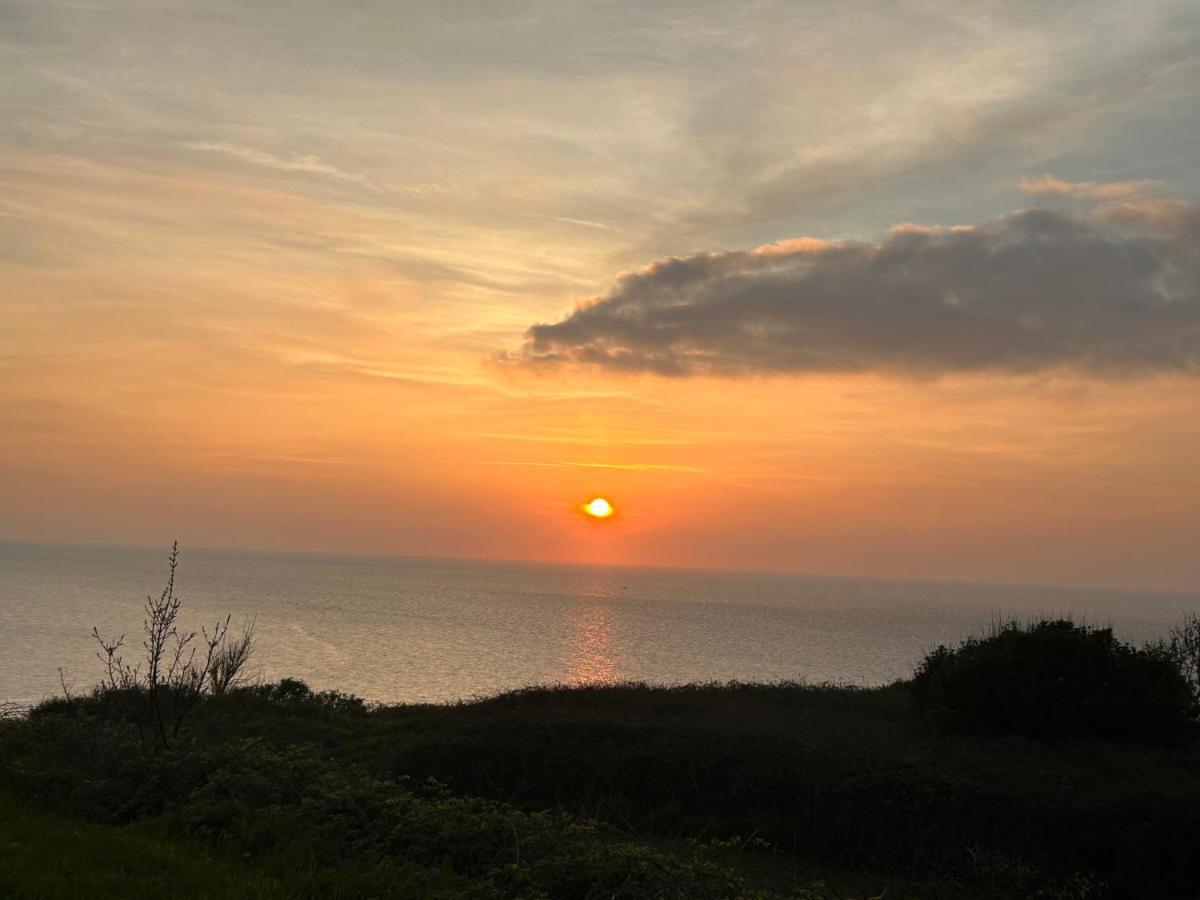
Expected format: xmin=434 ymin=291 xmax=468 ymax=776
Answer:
xmin=911 ymin=619 xmax=1197 ymax=745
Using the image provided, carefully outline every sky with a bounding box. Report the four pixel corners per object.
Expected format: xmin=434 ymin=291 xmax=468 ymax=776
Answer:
xmin=2 ymin=0 xmax=1199 ymax=590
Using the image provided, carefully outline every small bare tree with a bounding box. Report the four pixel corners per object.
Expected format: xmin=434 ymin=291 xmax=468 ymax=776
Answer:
xmin=1164 ymin=611 xmax=1200 ymax=705
xmin=91 ymin=628 xmax=139 ymax=691
xmin=206 ymin=615 xmax=257 ymax=697
xmin=57 ymin=667 xmax=76 ymax=701
xmin=91 ymin=542 xmax=256 ymax=749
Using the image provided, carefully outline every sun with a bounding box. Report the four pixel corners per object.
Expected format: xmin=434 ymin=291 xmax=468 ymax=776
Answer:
xmin=582 ymin=497 xmax=615 ymax=519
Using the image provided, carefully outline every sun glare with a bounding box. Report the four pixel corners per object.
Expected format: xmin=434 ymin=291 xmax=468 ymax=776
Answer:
xmin=583 ymin=497 xmax=615 ymax=519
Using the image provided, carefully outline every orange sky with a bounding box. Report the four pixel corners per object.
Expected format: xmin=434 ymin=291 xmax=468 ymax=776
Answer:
xmin=3 ymin=1 xmax=1199 ymax=590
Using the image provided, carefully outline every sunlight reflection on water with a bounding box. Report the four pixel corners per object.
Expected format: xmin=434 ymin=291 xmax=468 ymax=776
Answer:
xmin=565 ymin=604 xmax=619 ymax=685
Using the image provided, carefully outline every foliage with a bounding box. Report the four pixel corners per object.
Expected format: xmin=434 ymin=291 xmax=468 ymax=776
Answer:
xmin=173 ymin=739 xmax=765 ymax=899
xmin=247 ymin=676 xmax=369 ymax=713
xmin=365 ymin=680 xmax=1199 ymax=898
xmin=10 ymin=677 xmax=1198 ymax=898
xmin=910 ymin=618 xmax=1197 ymax=745
xmin=0 ymin=708 xmax=783 ymax=899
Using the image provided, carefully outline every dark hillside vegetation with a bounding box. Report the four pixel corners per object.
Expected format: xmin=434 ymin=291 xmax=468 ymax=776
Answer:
xmin=4 ymin=672 xmax=1199 ymax=898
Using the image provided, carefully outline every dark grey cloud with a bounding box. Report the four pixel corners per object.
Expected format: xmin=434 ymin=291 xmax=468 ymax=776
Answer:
xmin=506 ymin=198 xmax=1200 ymax=377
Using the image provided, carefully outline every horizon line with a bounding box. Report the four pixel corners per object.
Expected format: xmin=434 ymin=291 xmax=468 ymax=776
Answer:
xmin=2 ymin=537 xmax=1197 ymax=599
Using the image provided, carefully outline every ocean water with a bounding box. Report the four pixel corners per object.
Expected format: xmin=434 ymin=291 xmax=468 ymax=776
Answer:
xmin=2 ymin=542 xmax=1197 ymax=706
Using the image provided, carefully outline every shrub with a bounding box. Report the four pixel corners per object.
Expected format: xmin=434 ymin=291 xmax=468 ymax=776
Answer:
xmin=239 ymin=678 xmax=368 ymax=714
xmin=169 ymin=740 xmax=770 ymax=899
xmin=910 ymin=619 xmax=1196 ymax=745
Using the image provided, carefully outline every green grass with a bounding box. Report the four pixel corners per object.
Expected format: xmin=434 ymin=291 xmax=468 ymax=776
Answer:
xmin=0 ymin=789 xmax=453 ymax=899
xmin=0 ymin=792 xmax=290 ymax=899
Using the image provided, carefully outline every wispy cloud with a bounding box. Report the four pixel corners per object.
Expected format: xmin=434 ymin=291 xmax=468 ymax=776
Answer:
xmin=461 ymin=431 xmax=699 ymax=447
xmin=180 ymin=141 xmax=374 ymax=189
xmin=208 ymin=452 xmax=364 ymax=466
xmin=1019 ymin=175 xmax=1166 ymax=201
xmin=524 ymin=213 xmax=623 ymax=233
xmin=475 ymin=460 xmax=706 ymax=473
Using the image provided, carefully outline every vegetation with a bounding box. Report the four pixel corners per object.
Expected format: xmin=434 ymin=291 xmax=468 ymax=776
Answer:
xmin=911 ymin=618 xmax=1197 ymax=744
xmin=2 ymin=549 xmax=1198 ymax=898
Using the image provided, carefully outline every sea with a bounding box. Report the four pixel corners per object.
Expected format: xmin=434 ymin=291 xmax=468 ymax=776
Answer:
xmin=2 ymin=542 xmax=1197 ymax=707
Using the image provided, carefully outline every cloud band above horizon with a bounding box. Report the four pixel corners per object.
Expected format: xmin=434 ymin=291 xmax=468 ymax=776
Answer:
xmin=506 ymin=188 xmax=1200 ymax=378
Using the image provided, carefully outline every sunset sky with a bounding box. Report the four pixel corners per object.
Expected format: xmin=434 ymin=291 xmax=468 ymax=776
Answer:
xmin=2 ymin=1 xmax=1199 ymax=590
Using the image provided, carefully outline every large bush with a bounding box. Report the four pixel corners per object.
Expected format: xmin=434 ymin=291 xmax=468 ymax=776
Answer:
xmin=911 ymin=619 xmax=1196 ymax=745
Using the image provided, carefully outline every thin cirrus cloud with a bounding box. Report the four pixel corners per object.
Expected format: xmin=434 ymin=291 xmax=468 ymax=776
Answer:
xmin=504 ymin=181 xmax=1200 ymax=378
xmin=180 ymin=141 xmax=375 ymax=189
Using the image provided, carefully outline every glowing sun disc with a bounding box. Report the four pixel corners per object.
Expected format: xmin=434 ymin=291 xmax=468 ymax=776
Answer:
xmin=583 ymin=497 xmax=614 ymax=518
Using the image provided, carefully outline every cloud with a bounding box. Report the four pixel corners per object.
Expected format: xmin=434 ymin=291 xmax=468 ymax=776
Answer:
xmin=181 ymin=141 xmax=373 ymax=188
xmin=503 ymin=193 xmax=1200 ymax=378
xmin=524 ymin=213 xmax=623 ymax=233
xmin=1019 ymin=175 xmax=1164 ymax=201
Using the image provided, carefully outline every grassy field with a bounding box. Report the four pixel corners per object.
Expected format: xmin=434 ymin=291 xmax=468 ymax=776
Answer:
xmin=0 ymin=791 xmax=298 ymax=899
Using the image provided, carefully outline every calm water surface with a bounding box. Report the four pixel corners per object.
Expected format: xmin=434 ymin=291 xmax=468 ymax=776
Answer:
xmin=2 ymin=542 xmax=1197 ymax=705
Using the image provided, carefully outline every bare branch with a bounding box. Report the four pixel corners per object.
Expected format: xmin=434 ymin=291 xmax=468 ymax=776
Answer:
xmin=89 ymin=541 xmax=256 ymax=750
